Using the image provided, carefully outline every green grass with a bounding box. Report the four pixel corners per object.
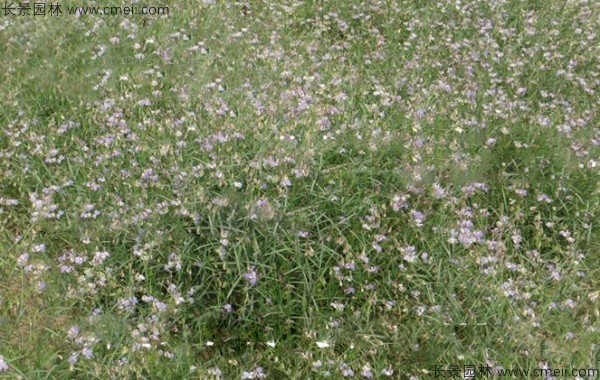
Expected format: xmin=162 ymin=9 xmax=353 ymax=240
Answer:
xmin=0 ymin=0 xmax=599 ymax=378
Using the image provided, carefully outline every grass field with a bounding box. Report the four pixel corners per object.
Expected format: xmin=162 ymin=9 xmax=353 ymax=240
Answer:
xmin=0 ymin=0 xmax=599 ymax=378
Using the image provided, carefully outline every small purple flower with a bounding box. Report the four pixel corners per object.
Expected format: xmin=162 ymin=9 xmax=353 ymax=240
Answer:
xmin=402 ymin=246 xmax=418 ymax=263
xmin=82 ymin=347 xmax=93 ymax=359
xmin=154 ymin=300 xmax=168 ymax=312
xmin=208 ymin=367 xmax=222 ymax=376
xmin=342 ymin=368 xmax=355 ymax=377
xmin=243 ymin=268 xmax=259 ymax=286
xmin=411 ymin=210 xmax=426 ymax=226
xmin=32 ymin=243 xmax=46 ymax=253
xmin=164 ymin=351 xmax=175 ymax=359
xmin=67 ymin=325 xmax=80 ymax=339
xmin=0 ymin=355 xmax=8 ymax=372
xmin=297 ymin=230 xmax=309 ymax=238
xmin=67 ymin=353 xmax=78 ymax=365
xmin=537 ymin=193 xmax=552 ymax=203
xmin=241 ymin=366 xmax=266 ymax=379
xmin=92 ymin=250 xmax=110 ymax=265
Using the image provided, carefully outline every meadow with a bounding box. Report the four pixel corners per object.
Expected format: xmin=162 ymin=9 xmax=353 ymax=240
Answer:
xmin=0 ymin=0 xmax=599 ymax=378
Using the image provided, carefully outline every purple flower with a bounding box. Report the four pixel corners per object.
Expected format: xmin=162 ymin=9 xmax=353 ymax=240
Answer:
xmin=402 ymin=246 xmax=418 ymax=263
xmin=0 ymin=356 xmax=8 ymax=372
xmin=297 ymin=230 xmax=309 ymax=238
xmin=67 ymin=353 xmax=78 ymax=365
xmin=243 ymin=268 xmax=259 ymax=286
xmin=411 ymin=210 xmax=426 ymax=226
xmin=82 ymin=347 xmax=94 ymax=359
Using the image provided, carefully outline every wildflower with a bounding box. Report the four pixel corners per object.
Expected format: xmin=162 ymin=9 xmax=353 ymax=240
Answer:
xmin=67 ymin=353 xmax=78 ymax=365
xmin=17 ymin=252 xmax=29 ymax=267
xmin=536 ymin=193 xmax=552 ymax=203
xmin=335 ymin=92 xmax=348 ymax=102
xmin=243 ymin=268 xmax=259 ymax=286
xmin=361 ymin=364 xmax=374 ymax=378
xmin=0 ymin=356 xmax=8 ymax=372
xmin=241 ymin=367 xmax=266 ymax=379
xmin=402 ymin=246 xmax=418 ymax=263
xmin=391 ymin=193 xmax=409 ymax=211
xmin=208 ymin=367 xmax=222 ymax=377
xmin=31 ymin=243 xmax=46 ymax=253
xmin=117 ymin=296 xmax=138 ymax=312
xmin=164 ymin=351 xmax=175 ymax=359
xmin=411 ymin=210 xmax=426 ymax=227
xmin=208 ymin=367 xmax=222 ymax=376
xmin=381 ymin=367 xmax=394 ymax=376
xmin=153 ymin=300 xmax=168 ymax=312
xmin=67 ymin=326 xmax=79 ymax=339
xmin=82 ymin=347 xmax=93 ymax=359
xmin=92 ymin=251 xmax=110 ymax=265
xmin=341 ymin=366 xmax=355 ymax=377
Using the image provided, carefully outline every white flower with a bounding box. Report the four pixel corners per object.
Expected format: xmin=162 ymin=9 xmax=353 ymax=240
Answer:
xmin=316 ymin=341 xmax=330 ymax=348
xmin=208 ymin=367 xmax=222 ymax=376
xmin=381 ymin=368 xmax=394 ymax=376
xmin=266 ymin=341 xmax=276 ymax=348
xmin=0 ymin=355 xmax=8 ymax=372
